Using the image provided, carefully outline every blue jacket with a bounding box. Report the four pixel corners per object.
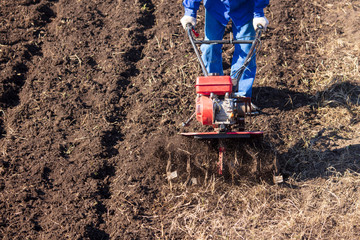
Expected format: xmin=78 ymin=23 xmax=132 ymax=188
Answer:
xmin=183 ymin=0 xmax=269 ymax=27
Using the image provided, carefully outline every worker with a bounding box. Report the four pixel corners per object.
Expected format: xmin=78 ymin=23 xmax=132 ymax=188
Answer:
xmin=180 ymin=0 xmax=269 ymax=98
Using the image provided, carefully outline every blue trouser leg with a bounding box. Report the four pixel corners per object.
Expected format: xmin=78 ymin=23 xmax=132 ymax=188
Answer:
xmin=201 ymin=12 xmax=256 ymax=97
xmin=231 ymin=20 xmax=256 ymax=97
xmin=201 ymin=10 xmax=225 ymax=75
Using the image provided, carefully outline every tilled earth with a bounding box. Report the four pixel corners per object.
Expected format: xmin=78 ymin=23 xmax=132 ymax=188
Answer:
xmin=0 ymin=0 xmax=359 ymax=239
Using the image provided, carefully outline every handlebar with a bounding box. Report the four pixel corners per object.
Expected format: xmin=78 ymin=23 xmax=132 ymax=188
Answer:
xmin=186 ymin=23 xmax=263 ymax=78
xmin=186 ymin=23 xmax=208 ymax=76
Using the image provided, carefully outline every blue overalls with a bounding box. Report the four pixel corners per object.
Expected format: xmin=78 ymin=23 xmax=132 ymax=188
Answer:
xmin=183 ymin=0 xmax=269 ymax=97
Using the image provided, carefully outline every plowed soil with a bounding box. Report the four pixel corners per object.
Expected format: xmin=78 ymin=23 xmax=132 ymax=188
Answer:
xmin=1 ymin=0 xmax=359 ymax=239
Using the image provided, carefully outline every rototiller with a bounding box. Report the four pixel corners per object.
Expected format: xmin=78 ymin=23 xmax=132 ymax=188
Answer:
xmin=181 ymin=23 xmax=264 ymax=175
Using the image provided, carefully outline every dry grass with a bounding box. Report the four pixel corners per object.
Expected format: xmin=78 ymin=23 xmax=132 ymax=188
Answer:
xmin=147 ymin=1 xmax=360 ymax=239
xmin=313 ymin=2 xmax=360 ymax=89
xmin=308 ymin=0 xmax=360 ymax=158
xmin=151 ymin=171 xmax=360 ymax=239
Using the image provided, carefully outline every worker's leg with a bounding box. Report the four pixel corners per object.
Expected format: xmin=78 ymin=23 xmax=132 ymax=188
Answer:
xmin=231 ymin=20 xmax=256 ymax=97
xmin=200 ymin=10 xmax=226 ymax=75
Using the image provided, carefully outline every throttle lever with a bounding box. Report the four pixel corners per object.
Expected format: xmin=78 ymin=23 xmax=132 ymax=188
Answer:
xmin=191 ymin=28 xmax=199 ymax=38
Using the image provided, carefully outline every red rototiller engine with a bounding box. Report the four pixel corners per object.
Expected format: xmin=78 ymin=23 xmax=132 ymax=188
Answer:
xmin=181 ymin=23 xmax=264 ymax=175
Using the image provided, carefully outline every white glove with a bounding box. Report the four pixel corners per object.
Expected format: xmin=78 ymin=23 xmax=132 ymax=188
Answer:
xmin=253 ymin=16 xmax=269 ymax=30
xmin=180 ymin=15 xmax=196 ymax=30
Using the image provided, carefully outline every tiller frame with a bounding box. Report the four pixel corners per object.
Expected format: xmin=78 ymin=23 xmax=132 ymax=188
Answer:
xmin=181 ymin=23 xmax=265 ymax=175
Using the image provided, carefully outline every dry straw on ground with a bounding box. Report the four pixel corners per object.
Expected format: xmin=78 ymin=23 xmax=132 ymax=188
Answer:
xmin=152 ymin=0 xmax=360 ymax=239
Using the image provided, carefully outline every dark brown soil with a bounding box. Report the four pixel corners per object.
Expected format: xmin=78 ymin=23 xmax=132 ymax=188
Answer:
xmin=0 ymin=0 xmax=359 ymax=239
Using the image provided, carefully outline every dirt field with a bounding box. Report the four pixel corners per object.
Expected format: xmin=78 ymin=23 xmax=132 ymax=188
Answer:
xmin=0 ymin=0 xmax=359 ymax=239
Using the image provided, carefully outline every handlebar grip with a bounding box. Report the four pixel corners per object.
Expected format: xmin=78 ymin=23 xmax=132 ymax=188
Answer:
xmin=186 ymin=23 xmax=193 ymax=29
